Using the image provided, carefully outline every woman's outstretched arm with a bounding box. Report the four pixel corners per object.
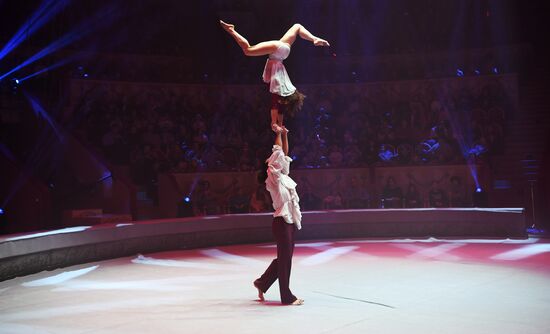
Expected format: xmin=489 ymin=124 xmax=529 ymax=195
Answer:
xmin=272 ymin=127 xmax=289 ymax=156
xmin=280 ymin=23 xmax=330 ymax=47
xmin=281 ymin=127 xmax=289 ymax=156
xmin=274 ymin=131 xmax=283 ymax=148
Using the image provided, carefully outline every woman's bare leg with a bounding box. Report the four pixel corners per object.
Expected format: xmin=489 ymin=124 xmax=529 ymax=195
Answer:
xmin=220 ymin=20 xmax=279 ymax=56
xmin=280 ymin=23 xmax=330 ymax=47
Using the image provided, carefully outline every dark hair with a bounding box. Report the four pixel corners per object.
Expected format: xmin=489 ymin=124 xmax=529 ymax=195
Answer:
xmin=276 ymin=90 xmax=306 ymax=118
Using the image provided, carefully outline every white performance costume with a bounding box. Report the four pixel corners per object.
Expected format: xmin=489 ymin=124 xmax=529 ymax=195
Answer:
xmin=262 ymin=41 xmax=297 ymax=97
xmin=265 ymin=144 xmax=302 ymax=230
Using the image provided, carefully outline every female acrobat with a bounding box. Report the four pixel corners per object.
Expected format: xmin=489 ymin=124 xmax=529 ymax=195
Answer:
xmin=220 ymin=21 xmax=330 ymax=132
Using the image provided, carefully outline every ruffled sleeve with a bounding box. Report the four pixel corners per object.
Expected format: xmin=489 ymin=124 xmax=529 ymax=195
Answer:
xmin=264 ymin=145 xmax=302 ymax=229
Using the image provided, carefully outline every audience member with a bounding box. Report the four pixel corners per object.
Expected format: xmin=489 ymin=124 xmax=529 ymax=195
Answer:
xmin=381 ymin=176 xmax=403 ymax=208
xmin=300 ymin=182 xmax=322 ymax=211
xmin=404 ymin=183 xmax=422 ymax=208
xmin=428 ymin=180 xmax=449 ymax=208
xmin=228 ymin=186 xmax=250 ymax=213
xmin=343 ymin=176 xmax=370 ymax=209
xmin=449 ymin=176 xmax=467 ymax=207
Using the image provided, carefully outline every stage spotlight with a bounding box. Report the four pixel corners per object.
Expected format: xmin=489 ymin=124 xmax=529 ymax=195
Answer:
xmin=0 ymin=208 xmax=4 ymax=215
xmin=10 ymin=79 xmax=20 ymax=94
xmin=476 ymin=187 xmax=482 ymax=193
xmin=75 ymin=65 xmax=90 ymax=79
xmin=492 ymin=67 xmax=499 ymax=74
xmin=456 ymin=69 xmax=464 ymax=77
xmin=178 ymin=196 xmax=193 ymax=217
xmin=474 ymin=69 xmax=480 ymax=75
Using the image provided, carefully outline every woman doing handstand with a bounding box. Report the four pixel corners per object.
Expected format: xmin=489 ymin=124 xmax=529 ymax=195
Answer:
xmin=220 ymin=21 xmax=330 ymax=132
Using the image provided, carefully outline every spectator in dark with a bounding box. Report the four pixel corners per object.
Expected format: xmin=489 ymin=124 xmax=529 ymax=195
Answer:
xmin=381 ymin=176 xmax=402 ymax=208
xmin=405 ymin=183 xmax=422 ymax=208
xmin=300 ymin=182 xmax=322 ymax=211
xmin=142 ymin=123 xmax=161 ymax=146
xmin=192 ymin=131 xmax=209 ymax=152
xmin=192 ymin=114 xmax=207 ymax=133
xmin=362 ymin=140 xmax=378 ymax=164
xmin=101 ymin=122 xmax=121 ymax=160
xmin=343 ymin=144 xmax=362 ymax=167
xmin=129 ymin=147 xmax=146 ymax=184
xmin=193 ymin=180 xmax=220 ymax=215
xmin=174 ymin=160 xmax=191 ymax=173
xmin=228 ymin=186 xmax=250 ymax=213
xmin=250 ymin=184 xmax=271 ymax=213
xmin=210 ymin=126 xmax=225 ymax=148
xmin=323 ymin=186 xmax=343 ymax=210
xmin=142 ymin=145 xmax=157 ymax=184
xmin=238 ymin=142 xmax=254 ymax=171
xmin=344 ymin=176 xmax=370 ymax=208
xmin=201 ymin=144 xmax=223 ymax=170
xmin=328 ymin=144 xmax=344 ymax=167
xmin=428 ymin=180 xmax=448 ymax=207
xmin=449 ymin=176 xmax=466 ymax=207
xmin=343 ymin=130 xmax=356 ymax=145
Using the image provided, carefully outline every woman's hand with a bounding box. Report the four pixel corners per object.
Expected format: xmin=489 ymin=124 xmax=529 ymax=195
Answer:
xmin=313 ymin=38 xmax=330 ymax=47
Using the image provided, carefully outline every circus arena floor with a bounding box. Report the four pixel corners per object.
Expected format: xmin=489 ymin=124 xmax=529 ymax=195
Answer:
xmin=1 ymin=237 xmax=550 ymax=333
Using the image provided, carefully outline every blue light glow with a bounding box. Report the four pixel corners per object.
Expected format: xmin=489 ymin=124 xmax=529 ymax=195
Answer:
xmin=0 ymin=0 xmax=70 ymax=62
xmin=467 ymin=144 xmax=487 ymax=156
xmin=184 ymin=196 xmax=191 ymax=203
xmin=422 ymin=139 xmax=440 ymax=154
xmin=456 ymin=69 xmax=464 ymax=77
xmin=20 ymin=56 xmax=76 ymax=83
xmin=379 ymin=146 xmax=398 ymax=161
xmin=23 ymin=91 xmax=63 ymax=140
xmin=0 ymin=208 xmax=4 ymax=215
xmin=99 ymin=172 xmax=112 ymax=182
xmin=0 ymin=3 xmax=120 ymax=82
xmin=476 ymin=187 xmax=482 ymax=193
xmin=0 ymin=143 xmax=16 ymax=162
